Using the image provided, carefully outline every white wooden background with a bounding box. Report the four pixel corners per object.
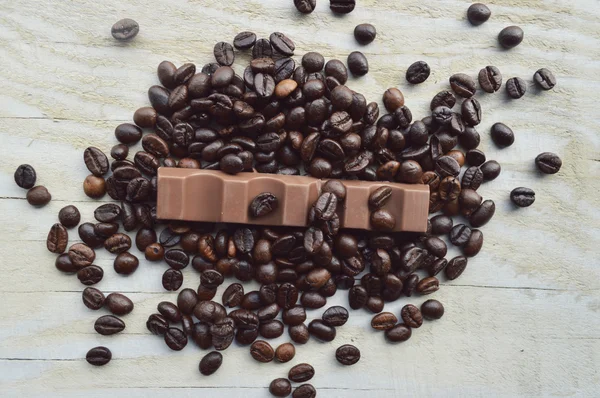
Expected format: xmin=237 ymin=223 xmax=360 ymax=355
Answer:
xmin=0 ymin=0 xmax=599 ymax=397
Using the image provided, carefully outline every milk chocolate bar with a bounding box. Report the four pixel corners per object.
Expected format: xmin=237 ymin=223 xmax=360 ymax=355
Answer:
xmin=157 ymin=168 xmax=430 ymax=232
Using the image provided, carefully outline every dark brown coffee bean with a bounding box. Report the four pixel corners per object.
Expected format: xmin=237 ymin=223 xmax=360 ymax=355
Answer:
xmin=111 ymin=18 xmax=138 ymax=41
xmin=105 ymin=292 xmax=133 ymax=316
xmin=158 ymin=301 xmax=181 ymax=322
xmin=370 ymin=209 xmax=396 ymax=231
xmin=349 ymin=285 xmax=368 ymax=309
xmin=371 ymin=312 xmax=398 ymax=330
xmin=289 ymin=323 xmax=310 ymax=345
xmin=199 ymin=351 xmax=223 ymax=375
xmin=506 ymin=77 xmax=527 ymax=99
xmin=533 ymin=68 xmax=556 ymax=90
xmin=439 ymin=176 xmax=461 ymax=202
xmin=259 ymin=320 xmax=284 ymax=339
xmin=233 ymin=31 xmax=256 ymax=50
xmin=467 ymin=3 xmax=491 ymax=25
xmin=450 ymin=224 xmax=472 ymax=247
xmin=82 ymin=287 xmax=105 ymax=310
xmin=95 ymin=315 xmax=125 ymax=335
xmin=301 ymin=292 xmax=326 ymax=309
xmin=77 ymin=265 xmax=104 ymax=285
xmin=162 ymin=269 xmax=183 ymax=291
xmin=463 ymin=229 xmax=484 ymax=257
xmin=282 ymin=306 xmax=307 ymax=326
xmin=294 ymin=0 xmax=316 ymax=13
xmin=416 ymin=276 xmax=439 ymax=294
xmin=369 ymin=186 xmax=392 ymax=209
xmin=270 ymin=32 xmax=295 ymax=56
xmin=250 ymin=340 xmax=275 ymax=363
xmin=449 ymin=73 xmax=476 ymax=98
xmin=385 ymin=324 xmax=412 ymax=343
xmin=469 ymin=199 xmax=495 ymax=227
xmin=46 ymin=223 xmax=68 ymax=254
xmin=430 ymin=215 xmax=453 ymax=235
xmin=275 ymin=343 xmax=296 ymax=363
xmin=113 ymin=252 xmax=138 ymax=275
xmin=222 ymin=283 xmax=244 ymax=308
xmin=293 ymin=384 xmax=317 ymax=398
xmin=83 ymin=147 xmax=109 ymax=177
xmin=445 ymin=256 xmax=468 ymax=280
xmin=400 ymin=305 xmax=424 ymax=328
xmin=330 ymin=0 xmax=356 ymax=14
xmin=308 ymin=319 xmax=336 ymax=342
xmin=86 ymin=346 xmax=112 ymax=366
xmin=14 ymin=164 xmax=36 ymax=189
xmin=249 ymin=192 xmax=278 ymax=218
xmin=289 ymin=363 xmax=315 ymax=383
xmin=535 ymin=152 xmax=562 ymax=174
xmin=27 ymin=185 xmax=51 ymax=206
xmin=347 ymin=51 xmax=369 ymax=76
xmin=56 ymin=205 xmax=80 ymax=229
xmin=406 ymin=61 xmax=430 ymax=84
xmin=421 ymin=299 xmax=445 ymax=320
xmin=164 ymin=327 xmax=188 ymax=351
xmin=498 ymin=25 xmax=524 ymax=49
xmin=270 ymin=378 xmax=292 ymax=397
xmin=462 ymin=166 xmax=484 ymax=190
xmin=213 ymin=42 xmax=235 ymax=66
xmin=103 ymin=233 xmax=131 ymax=254
xmin=68 ymin=243 xmax=95 ymax=268
xmin=478 ymin=66 xmax=502 ymax=93
xmin=146 ymin=314 xmax=168 ymax=335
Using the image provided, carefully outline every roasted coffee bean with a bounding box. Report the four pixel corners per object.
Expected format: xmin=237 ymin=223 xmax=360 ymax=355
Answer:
xmin=510 ymin=187 xmax=535 ymax=207
xmin=421 ymin=299 xmax=445 ymax=320
xmin=534 ymin=68 xmax=556 ymax=90
xmin=199 ymin=351 xmax=223 ymax=375
xmin=115 ymin=123 xmax=142 ymax=144
xmin=385 ymin=324 xmax=412 ymax=343
xmin=252 ymin=38 xmax=273 ymax=59
xmin=211 ymin=318 xmax=235 ymax=350
xmin=289 ymin=323 xmax=310 ymax=344
xmin=249 ymin=193 xmax=278 ymax=218
xmin=77 ymin=223 xmax=104 ymax=249
xmin=403 ymin=274 xmax=419 ymax=297
xmin=428 ymin=258 xmax=448 ymax=277
xmin=191 ymin=322 xmax=213 ymax=348
xmin=435 ymin=156 xmax=460 ymax=178
xmin=158 ymin=301 xmax=181 ymax=322
xmin=270 ymin=378 xmax=292 ymax=397
xmin=304 ymin=227 xmax=324 ymax=254
xmin=271 ymin=343 xmax=295 ymax=363
xmin=163 ymin=249 xmax=189 ymax=270
xmin=416 ymin=277 xmax=439 ymax=294
xmin=308 ymin=319 xmax=336 ymax=341
xmin=406 ymin=61 xmax=430 ymax=84
xmin=432 ymin=106 xmax=454 ymax=125
xmin=94 ymin=204 xmax=121 ymax=223
xmin=133 ymin=107 xmax=157 ymax=128
xmin=259 ymin=320 xmax=284 ymax=339
xmin=459 ymin=127 xmax=480 ymax=150
xmin=113 ymin=252 xmax=139 ymax=275
xmin=498 ymin=25 xmax=524 ymax=49
xmin=83 ymin=175 xmax=106 ymax=198
xmin=424 ymin=237 xmax=447 ymax=258
xmin=430 ymin=91 xmax=456 ymax=112
xmin=369 ymin=186 xmax=392 ymax=209
xmin=222 ymin=283 xmax=244 ymax=308
xmin=461 ymin=166 xmax=484 ymax=191
xmin=282 ymin=306 xmax=307 ymax=326
xmin=466 ymin=149 xmax=485 ymax=167
xmin=213 ymin=42 xmax=234 ymax=66
xmin=27 ymin=186 xmax=51 ymax=206
xmin=241 ymin=291 xmax=263 ymax=310
xmin=164 ymin=327 xmax=188 ymax=350
xmin=459 ymin=189 xmax=483 ymax=216
xmin=470 ymin=199 xmax=495 ymax=227
xmin=77 ymin=265 xmax=103 ymax=285
xmin=301 ymin=291 xmax=326 ymax=309
xmin=450 ymin=224 xmax=472 ymax=246
xmin=289 ymin=363 xmax=315 ymax=383
xmin=463 ymin=229 xmax=484 ymax=257
xmin=162 ymin=269 xmax=183 ymax=291
xmin=439 ymin=176 xmax=461 ymax=202
xmin=330 ymin=0 xmax=356 ymax=14
xmin=82 ymin=287 xmax=105 ymax=310
xmin=382 ymin=88 xmax=404 ymax=112
xmin=333 ymin=344 xmax=361 ymax=367
xmin=84 ymin=147 xmax=109 ymax=177
xmin=506 ymin=77 xmax=527 ymax=99
xmin=250 ymin=340 xmax=275 ymax=363
xmin=478 ymin=66 xmax=502 ymax=93
xmin=270 ymin=32 xmax=295 ymax=56
xmin=445 ymin=256 xmax=468 ymax=280
xmin=371 ymin=312 xmax=398 ymax=330
xmin=14 ymin=164 xmax=36 ymax=189
xmin=449 ymin=73 xmax=476 ymax=98
xmin=47 ymin=223 xmax=68 ymax=254
xmin=354 ymin=23 xmax=376 ymax=44
xmin=535 ymin=152 xmax=562 ymax=174
xmin=105 ymin=292 xmax=133 ymax=316
xmin=86 ymin=346 xmax=112 ymax=366
xmin=104 ymin=233 xmax=131 ymax=254
xmin=325 ymin=59 xmax=349 ymax=85
xmin=321 ymin=306 xmax=349 ymax=327
xmin=148 ymin=86 xmax=171 ymax=115
xmin=111 ymin=18 xmax=138 ymax=41
xmin=370 ymin=209 xmax=396 ymax=231
xmin=146 ymin=314 xmax=169 ymax=335
xmin=430 ymin=215 xmax=453 ymax=235
xmin=294 ymin=0 xmax=316 ymax=13
xmin=321 ymin=180 xmax=347 ymax=202
xmin=349 ymin=285 xmax=368 ymax=309
xmin=334 ymin=234 xmax=358 ymax=258
xmin=174 ymin=289 xmax=197 ymax=316
xmin=95 ymin=315 xmax=125 ymax=335
xmin=69 ymin=243 xmax=95 ymax=268
xmin=467 ymin=3 xmax=491 ymax=25
xmin=233 ymin=31 xmax=256 ymax=49
xmin=157 ymin=61 xmax=176 ymax=88
xmin=461 ymin=98 xmax=482 ymax=126
xmin=347 ymin=51 xmax=369 ymax=76
xmin=293 ymin=384 xmax=317 ymax=398
xmin=146 ymin=242 xmax=165 ymax=261
xmin=57 ymin=205 xmax=80 ymax=229
xmin=257 ymin=303 xmax=280 ymax=323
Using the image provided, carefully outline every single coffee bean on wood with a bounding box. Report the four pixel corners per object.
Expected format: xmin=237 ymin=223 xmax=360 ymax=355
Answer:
xmin=506 ymin=77 xmax=527 ymax=99
xmin=289 ymin=363 xmax=315 ymax=383
xmin=336 ymin=344 xmax=360 ymax=365
xmin=164 ymin=327 xmax=188 ymax=350
xmin=47 ymin=223 xmax=68 ymax=254
xmin=250 ymin=340 xmax=275 ymax=363
xmin=199 ymin=351 xmax=223 ymax=375
xmin=533 ymin=68 xmax=556 ymax=90
xmin=293 ymin=384 xmax=317 ymax=398
xmin=94 ymin=315 xmax=125 ymax=335
xmin=330 ymin=0 xmax=356 ymax=14
xmin=491 ymin=122 xmax=514 ymax=147
xmin=86 ymin=346 xmax=112 ymax=366
xmin=467 ymin=3 xmax=491 ymax=25
xmin=270 ymin=378 xmax=292 ymax=397
xmin=535 ymin=152 xmax=562 ymax=174
xmin=27 ymin=186 xmax=51 ymax=206
xmin=14 ymin=164 xmax=36 ymax=189
xmin=105 ymin=292 xmax=134 ymax=316
xmin=59 ymin=205 xmax=81 ymax=228
xmin=354 ymin=23 xmax=377 ymax=44
xmin=478 ymin=66 xmax=502 ymax=93
xmin=82 ymin=287 xmax=105 ymax=310
xmin=498 ymin=26 xmax=524 ymax=49
xmin=406 ymin=61 xmax=430 ymax=84
xmin=510 ymin=187 xmax=535 ymax=207
xmin=275 ymin=343 xmax=296 ymax=363
xmin=111 ymin=18 xmax=139 ymax=41
xmin=421 ymin=299 xmax=445 ymax=320
xmin=294 ymin=0 xmax=316 ymax=14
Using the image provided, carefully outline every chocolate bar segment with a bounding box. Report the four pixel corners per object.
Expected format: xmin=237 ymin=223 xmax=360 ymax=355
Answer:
xmin=157 ymin=168 xmax=429 ymax=232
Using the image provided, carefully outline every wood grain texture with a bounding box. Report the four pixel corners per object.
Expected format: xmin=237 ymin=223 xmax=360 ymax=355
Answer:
xmin=0 ymin=0 xmax=599 ymax=397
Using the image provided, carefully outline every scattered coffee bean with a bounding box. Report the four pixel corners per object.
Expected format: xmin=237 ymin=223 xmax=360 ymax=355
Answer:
xmin=449 ymin=73 xmax=476 ymax=98
xmin=294 ymin=0 xmax=316 ymax=14
xmin=510 ymin=187 xmax=535 ymax=207
xmin=77 ymin=265 xmax=104 ymax=285
xmin=164 ymin=327 xmax=188 ymax=350
xmin=27 ymin=186 xmax=51 ymax=206
xmin=336 ymin=344 xmax=360 ymax=365
xmin=490 ymin=122 xmax=514 ymax=147
xmin=480 ymin=160 xmax=501 ymax=181
xmin=105 ymin=292 xmax=134 ymax=316
xmin=406 ymin=61 xmax=430 ymax=84
xmin=199 ymin=351 xmax=223 ymax=375
xmin=250 ymin=340 xmax=275 ymax=363
xmin=162 ymin=269 xmax=184 ymax=291
xmin=146 ymin=314 xmax=169 ymax=335
xmin=371 ymin=312 xmax=398 ymax=330
xmin=385 ymin=324 xmax=412 ymax=343
xmin=95 ymin=315 xmax=125 ymax=335
xmin=347 ymin=51 xmax=369 ymax=76
xmin=82 ymin=287 xmax=105 ymax=310
xmin=249 ymin=192 xmax=279 ymax=218
xmin=478 ymin=66 xmax=502 ymax=93
xmin=467 ymin=3 xmax=491 ymax=25
xmin=289 ymin=363 xmax=315 ymax=383
xmin=58 ymin=205 xmax=80 ymax=228
xmin=354 ymin=23 xmax=376 ymax=44
xmin=275 ymin=343 xmax=296 ymax=363
xmin=270 ymin=378 xmax=292 ymax=397
xmin=330 ymin=0 xmax=356 ymax=14
xmin=421 ymin=299 xmax=445 ymax=320
xmin=534 ymin=68 xmax=556 ymax=90
xmin=14 ymin=164 xmax=36 ymax=189
xmin=506 ymin=77 xmax=527 ymax=99
xmin=469 ymin=199 xmax=495 ymax=227
xmin=322 ymin=305 xmax=349 ymax=327
xmin=86 ymin=346 xmax=112 ymax=366
xmin=535 ymin=152 xmax=562 ymax=174
xmin=47 ymin=223 xmax=68 ymax=254
xmin=233 ymin=31 xmax=257 ymax=50
xmin=498 ymin=26 xmax=524 ymax=49
xmin=111 ymin=18 xmax=139 ymax=41
xmin=463 ymin=229 xmax=484 ymax=257
xmin=83 ymin=175 xmax=106 ymax=198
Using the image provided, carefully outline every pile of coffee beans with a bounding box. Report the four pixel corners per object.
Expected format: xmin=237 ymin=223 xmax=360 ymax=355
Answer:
xmin=15 ymin=5 xmax=564 ymax=394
